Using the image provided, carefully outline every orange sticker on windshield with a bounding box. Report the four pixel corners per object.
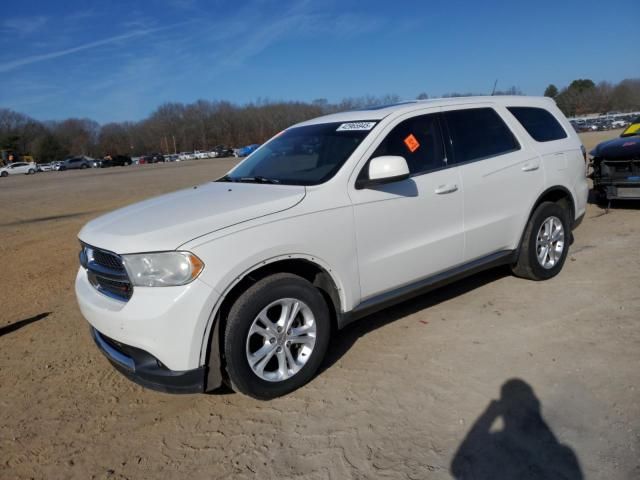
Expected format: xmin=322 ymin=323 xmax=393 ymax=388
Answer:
xmin=404 ymin=134 xmax=420 ymax=152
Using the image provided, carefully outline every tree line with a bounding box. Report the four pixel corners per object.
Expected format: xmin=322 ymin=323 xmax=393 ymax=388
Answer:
xmin=544 ymin=78 xmax=640 ymax=117
xmin=1 ymin=78 xmax=639 ymax=163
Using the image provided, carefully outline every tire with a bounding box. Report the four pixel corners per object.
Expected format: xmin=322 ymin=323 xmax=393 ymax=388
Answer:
xmin=81 ymin=164 xmax=88 ymax=169
xmin=223 ymin=273 xmax=331 ymax=399
xmin=512 ymin=201 xmax=571 ymax=281
xmin=1 ymin=171 xmax=7 ymax=177
xmin=28 ymin=169 xmax=35 ymax=174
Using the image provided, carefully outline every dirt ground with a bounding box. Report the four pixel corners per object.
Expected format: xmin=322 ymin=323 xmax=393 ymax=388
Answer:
xmin=1 ymin=131 xmax=638 ymax=479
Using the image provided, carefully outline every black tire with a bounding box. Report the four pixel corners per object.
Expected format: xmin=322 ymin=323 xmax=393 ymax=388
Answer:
xmin=80 ymin=164 xmax=88 ymax=169
xmin=223 ymin=273 xmax=330 ymax=399
xmin=28 ymin=169 xmax=35 ymax=174
xmin=1 ymin=171 xmax=8 ymax=177
xmin=512 ymin=201 xmax=571 ymax=281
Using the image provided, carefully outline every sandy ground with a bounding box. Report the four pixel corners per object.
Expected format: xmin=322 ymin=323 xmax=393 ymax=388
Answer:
xmin=0 ymin=131 xmax=638 ymax=479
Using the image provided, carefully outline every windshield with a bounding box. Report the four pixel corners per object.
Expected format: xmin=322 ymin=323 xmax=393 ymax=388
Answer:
xmin=223 ymin=121 xmax=376 ymax=185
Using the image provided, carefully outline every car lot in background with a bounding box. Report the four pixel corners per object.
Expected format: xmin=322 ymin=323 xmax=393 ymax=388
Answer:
xmin=570 ymin=112 xmax=639 ymax=133
xmin=37 ymin=162 xmax=54 ymax=172
xmin=0 ymin=161 xmax=37 ymax=176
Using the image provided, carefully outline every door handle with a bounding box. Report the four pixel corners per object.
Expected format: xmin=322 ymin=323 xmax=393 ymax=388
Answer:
xmin=522 ymin=163 xmax=540 ymax=172
xmin=435 ymin=184 xmax=458 ymax=194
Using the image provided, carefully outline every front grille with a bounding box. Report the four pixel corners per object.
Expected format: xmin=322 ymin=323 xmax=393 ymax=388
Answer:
xmin=93 ymin=249 xmax=125 ymax=272
xmin=81 ymin=244 xmax=133 ymax=301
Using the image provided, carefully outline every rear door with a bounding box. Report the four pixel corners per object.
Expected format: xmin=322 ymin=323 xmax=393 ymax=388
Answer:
xmin=442 ymin=105 xmax=544 ymax=261
xmin=349 ymin=111 xmax=465 ymax=300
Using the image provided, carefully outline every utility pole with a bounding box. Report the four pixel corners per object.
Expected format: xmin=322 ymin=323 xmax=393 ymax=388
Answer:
xmin=491 ymin=79 xmax=498 ymax=96
xmin=172 ymin=135 xmax=177 ymax=154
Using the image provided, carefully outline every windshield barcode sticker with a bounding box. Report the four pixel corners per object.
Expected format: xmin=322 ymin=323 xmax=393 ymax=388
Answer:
xmin=336 ymin=122 xmax=377 ymax=131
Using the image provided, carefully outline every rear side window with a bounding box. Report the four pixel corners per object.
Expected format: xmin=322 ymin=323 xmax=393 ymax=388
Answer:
xmin=370 ymin=113 xmax=446 ymax=175
xmin=508 ymin=107 xmax=568 ymax=142
xmin=443 ymin=108 xmax=520 ymax=164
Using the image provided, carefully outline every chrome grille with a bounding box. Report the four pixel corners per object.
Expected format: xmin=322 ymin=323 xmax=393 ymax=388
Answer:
xmin=80 ymin=244 xmax=133 ymax=301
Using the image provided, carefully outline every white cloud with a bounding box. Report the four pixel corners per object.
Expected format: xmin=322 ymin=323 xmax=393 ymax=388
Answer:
xmin=2 ymin=16 xmax=48 ymax=35
xmin=0 ymin=22 xmax=190 ymax=73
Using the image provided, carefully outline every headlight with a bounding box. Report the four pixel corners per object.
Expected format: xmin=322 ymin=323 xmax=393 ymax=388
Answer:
xmin=122 ymin=252 xmax=204 ymax=287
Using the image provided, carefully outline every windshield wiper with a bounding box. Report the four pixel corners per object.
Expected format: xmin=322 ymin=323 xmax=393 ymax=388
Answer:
xmin=237 ymin=176 xmax=280 ymax=184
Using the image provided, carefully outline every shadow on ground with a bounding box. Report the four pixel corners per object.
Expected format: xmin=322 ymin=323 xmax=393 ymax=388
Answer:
xmin=320 ymin=265 xmax=511 ymax=374
xmin=0 ymin=312 xmax=51 ymax=337
xmin=451 ymin=379 xmax=583 ymax=479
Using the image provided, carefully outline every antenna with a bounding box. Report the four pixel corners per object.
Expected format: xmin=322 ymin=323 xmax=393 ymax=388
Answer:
xmin=491 ymin=79 xmax=498 ymax=96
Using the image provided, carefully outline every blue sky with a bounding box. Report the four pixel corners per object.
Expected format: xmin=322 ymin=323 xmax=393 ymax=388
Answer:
xmin=0 ymin=0 xmax=637 ymax=123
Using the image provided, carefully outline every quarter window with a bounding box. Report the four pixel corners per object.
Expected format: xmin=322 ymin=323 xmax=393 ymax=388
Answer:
xmin=444 ymin=108 xmax=520 ymax=164
xmin=508 ymin=107 xmax=568 ymax=142
xmin=369 ymin=113 xmax=446 ymax=176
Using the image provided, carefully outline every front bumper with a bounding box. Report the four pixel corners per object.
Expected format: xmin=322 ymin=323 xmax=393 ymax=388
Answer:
xmin=596 ymin=183 xmax=640 ymax=200
xmin=91 ymin=327 xmax=206 ymax=393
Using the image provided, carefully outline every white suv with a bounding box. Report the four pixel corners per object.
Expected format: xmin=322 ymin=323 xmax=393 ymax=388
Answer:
xmin=76 ymin=97 xmax=588 ymax=399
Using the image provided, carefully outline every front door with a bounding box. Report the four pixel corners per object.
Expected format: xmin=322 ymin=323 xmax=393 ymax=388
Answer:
xmin=349 ymin=112 xmax=465 ymax=301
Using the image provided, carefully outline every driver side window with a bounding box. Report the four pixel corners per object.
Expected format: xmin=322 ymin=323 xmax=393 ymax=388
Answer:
xmin=367 ymin=113 xmax=446 ymax=177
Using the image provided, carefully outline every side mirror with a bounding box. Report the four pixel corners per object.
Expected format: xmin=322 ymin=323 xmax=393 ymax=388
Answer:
xmin=356 ymin=155 xmax=410 ymax=189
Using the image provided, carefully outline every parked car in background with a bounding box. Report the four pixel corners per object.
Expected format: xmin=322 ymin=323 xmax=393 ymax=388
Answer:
xmin=37 ymin=163 xmax=54 ymax=172
xmin=76 ymin=96 xmax=588 ymax=399
xmin=621 ymin=116 xmax=640 ymax=137
xmin=590 ymin=129 xmax=640 ymax=202
xmin=0 ymin=162 xmax=37 ymax=177
xmin=213 ymin=145 xmax=236 ymax=157
xmin=58 ymin=156 xmax=92 ymax=170
xmin=165 ymin=154 xmax=179 ymax=162
xmin=140 ymin=153 xmax=165 ymax=164
xmin=236 ymin=144 xmax=260 ymax=157
xmin=90 ymin=158 xmax=103 ymax=168
xmin=178 ymin=152 xmax=194 ymax=161
xmin=101 ymin=155 xmax=132 ymax=167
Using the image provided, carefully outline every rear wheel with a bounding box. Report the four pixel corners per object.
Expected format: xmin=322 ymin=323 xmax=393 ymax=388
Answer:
xmin=223 ymin=273 xmax=330 ymax=399
xmin=512 ymin=202 xmax=570 ymax=280
xmin=28 ymin=169 xmax=35 ymax=174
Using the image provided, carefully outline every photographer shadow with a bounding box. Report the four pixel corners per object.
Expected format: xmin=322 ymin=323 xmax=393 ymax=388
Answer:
xmin=451 ymin=379 xmax=583 ymax=480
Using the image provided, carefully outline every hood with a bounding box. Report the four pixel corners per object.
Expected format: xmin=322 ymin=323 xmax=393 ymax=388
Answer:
xmin=79 ymin=182 xmax=306 ymax=253
xmin=590 ymin=135 xmax=640 ymax=160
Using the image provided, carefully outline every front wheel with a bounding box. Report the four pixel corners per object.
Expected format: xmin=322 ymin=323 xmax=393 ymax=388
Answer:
xmin=1 ymin=171 xmax=8 ymax=177
xmin=28 ymin=169 xmax=35 ymax=174
xmin=512 ymin=202 xmax=570 ymax=280
xmin=223 ymin=273 xmax=330 ymax=399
